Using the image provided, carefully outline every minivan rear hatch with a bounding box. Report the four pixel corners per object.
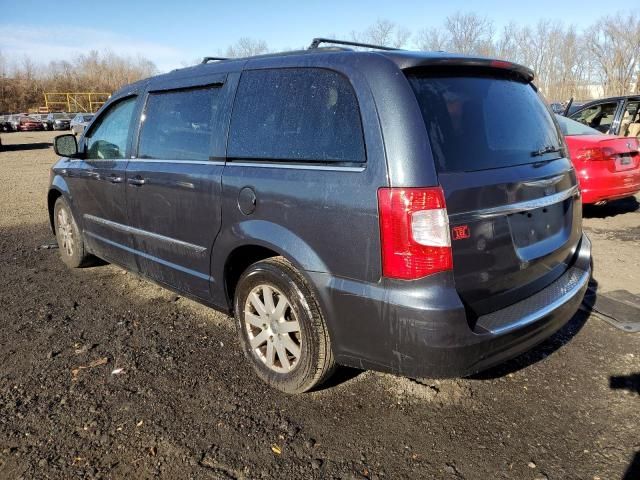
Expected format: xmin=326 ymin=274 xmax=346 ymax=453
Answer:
xmin=407 ymin=68 xmax=583 ymax=317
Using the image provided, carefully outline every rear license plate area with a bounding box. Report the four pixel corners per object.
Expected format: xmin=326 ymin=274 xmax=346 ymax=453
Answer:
xmin=508 ymin=200 xmax=569 ymax=248
xmin=615 ymin=155 xmax=634 ymax=171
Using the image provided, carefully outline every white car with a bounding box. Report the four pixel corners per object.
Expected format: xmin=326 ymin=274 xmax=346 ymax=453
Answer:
xmin=70 ymin=113 xmax=94 ymax=136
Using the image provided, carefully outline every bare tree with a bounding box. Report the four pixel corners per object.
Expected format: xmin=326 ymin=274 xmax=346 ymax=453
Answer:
xmin=0 ymin=50 xmax=158 ymax=112
xmin=225 ymin=38 xmax=269 ymax=58
xmin=415 ymin=27 xmax=448 ymax=51
xmin=444 ymin=12 xmax=495 ymax=56
xmin=585 ymin=13 xmax=640 ymax=96
xmin=351 ymin=19 xmax=410 ymax=48
xmin=494 ymin=22 xmax=521 ymax=61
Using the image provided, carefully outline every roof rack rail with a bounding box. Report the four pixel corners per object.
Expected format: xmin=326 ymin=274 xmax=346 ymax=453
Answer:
xmin=201 ymin=56 xmax=228 ymax=64
xmin=308 ymin=37 xmax=401 ymax=51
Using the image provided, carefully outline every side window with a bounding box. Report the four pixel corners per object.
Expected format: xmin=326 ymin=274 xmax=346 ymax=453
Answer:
xmin=138 ymin=86 xmax=220 ymax=161
xmin=620 ymin=101 xmax=640 ymax=137
xmin=570 ymin=102 xmax=617 ymax=133
xmin=85 ymin=97 xmax=137 ymax=160
xmin=228 ymin=68 xmax=365 ymax=163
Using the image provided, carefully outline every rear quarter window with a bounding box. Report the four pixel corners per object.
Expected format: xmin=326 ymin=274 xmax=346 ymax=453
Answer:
xmin=228 ymin=68 xmax=365 ymax=163
xmin=407 ymin=72 xmax=562 ymax=172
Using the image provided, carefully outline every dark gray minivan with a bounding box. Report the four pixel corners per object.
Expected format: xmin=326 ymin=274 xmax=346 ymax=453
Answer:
xmin=48 ymin=40 xmax=591 ymax=393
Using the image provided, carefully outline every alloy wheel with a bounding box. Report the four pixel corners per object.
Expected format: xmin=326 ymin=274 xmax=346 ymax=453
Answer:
xmin=57 ymin=208 xmax=74 ymax=257
xmin=244 ymin=284 xmax=302 ymax=373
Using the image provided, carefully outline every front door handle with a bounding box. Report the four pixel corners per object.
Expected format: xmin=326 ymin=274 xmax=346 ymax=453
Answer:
xmin=108 ymin=174 xmax=123 ymax=184
xmin=128 ymin=176 xmax=146 ymax=186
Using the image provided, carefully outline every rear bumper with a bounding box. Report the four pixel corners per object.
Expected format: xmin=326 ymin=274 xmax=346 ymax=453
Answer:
xmin=580 ymin=173 xmax=640 ymax=204
xmin=311 ymin=234 xmax=591 ymax=378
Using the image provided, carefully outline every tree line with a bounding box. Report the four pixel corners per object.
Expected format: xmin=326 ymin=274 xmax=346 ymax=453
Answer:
xmin=1 ymin=10 xmax=639 ymax=113
xmin=353 ymin=11 xmax=640 ymax=101
xmin=0 ymin=50 xmax=156 ymax=113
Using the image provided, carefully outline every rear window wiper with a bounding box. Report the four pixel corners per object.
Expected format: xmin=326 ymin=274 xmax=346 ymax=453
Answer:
xmin=531 ymin=145 xmax=562 ymax=157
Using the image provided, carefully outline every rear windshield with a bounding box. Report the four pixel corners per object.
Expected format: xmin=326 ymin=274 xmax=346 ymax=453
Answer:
xmin=555 ymin=114 xmax=602 ymax=136
xmin=407 ymin=72 xmax=562 ymax=172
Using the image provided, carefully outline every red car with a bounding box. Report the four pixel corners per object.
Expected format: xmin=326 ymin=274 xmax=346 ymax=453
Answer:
xmin=556 ymin=115 xmax=640 ymax=205
xmin=17 ymin=116 xmax=44 ymax=132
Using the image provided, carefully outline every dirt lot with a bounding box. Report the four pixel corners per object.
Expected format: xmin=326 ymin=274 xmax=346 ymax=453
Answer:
xmin=0 ymin=130 xmax=638 ymax=479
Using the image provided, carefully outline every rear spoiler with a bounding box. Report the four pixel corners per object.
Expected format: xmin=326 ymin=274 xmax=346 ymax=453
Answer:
xmin=393 ymin=54 xmax=535 ymax=82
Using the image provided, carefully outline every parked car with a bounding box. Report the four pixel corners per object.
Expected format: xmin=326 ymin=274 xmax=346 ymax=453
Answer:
xmin=7 ymin=114 xmax=22 ymax=132
xmin=48 ymin=40 xmax=591 ymax=393
xmin=17 ymin=116 xmax=44 ymax=131
xmin=31 ymin=114 xmax=50 ymax=130
xmin=556 ymin=114 xmax=640 ymax=204
xmin=70 ymin=113 xmax=93 ymax=135
xmin=46 ymin=112 xmax=74 ymax=131
xmin=567 ymin=95 xmax=640 ymax=137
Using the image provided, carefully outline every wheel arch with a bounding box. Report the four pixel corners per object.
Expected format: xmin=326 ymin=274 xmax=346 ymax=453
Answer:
xmin=217 ymin=222 xmax=329 ymax=314
xmin=47 ymin=173 xmax=75 ymax=235
xmin=47 ymin=188 xmax=64 ymax=234
xmin=223 ymin=244 xmax=281 ymax=313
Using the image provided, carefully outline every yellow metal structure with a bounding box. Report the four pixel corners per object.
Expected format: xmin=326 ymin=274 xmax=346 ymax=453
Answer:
xmin=43 ymin=92 xmax=110 ymax=113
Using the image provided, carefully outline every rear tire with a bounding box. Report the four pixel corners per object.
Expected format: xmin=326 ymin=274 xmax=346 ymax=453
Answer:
xmin=53 ymin=197 xmax=91 ymax=268
xmin=234 ymin=257 xmax=335 ymax=394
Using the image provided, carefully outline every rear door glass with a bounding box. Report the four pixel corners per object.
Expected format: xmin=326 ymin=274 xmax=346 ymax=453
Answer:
xmin=407 ymin=72 xmax=562 ymax=172
xmin=570 ymin=102 xmax=618 ymax=133
xmin=138 ymin=86 xmax=220 ymax=161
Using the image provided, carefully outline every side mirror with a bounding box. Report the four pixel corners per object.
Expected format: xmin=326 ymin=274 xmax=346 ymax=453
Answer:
xmin=54 ymin=134 xmax=78 ymax=158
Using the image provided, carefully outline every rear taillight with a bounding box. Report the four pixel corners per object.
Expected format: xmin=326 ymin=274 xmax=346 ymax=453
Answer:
xmin=575 ymin=147 xmax=614 ymax=162
xmin=377 ymin=187 xmax=453 ymax=280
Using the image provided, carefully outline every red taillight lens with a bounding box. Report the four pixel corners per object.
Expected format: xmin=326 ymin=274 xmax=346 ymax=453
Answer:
xmin=575 ymin=147 xmax=615 ymax=161
xmin=377 ymin=187 xmax=453 ymax=280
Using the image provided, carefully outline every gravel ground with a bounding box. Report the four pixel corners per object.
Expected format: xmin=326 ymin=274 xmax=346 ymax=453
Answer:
xmin=0 ymin=131 xmax=638 ymax=479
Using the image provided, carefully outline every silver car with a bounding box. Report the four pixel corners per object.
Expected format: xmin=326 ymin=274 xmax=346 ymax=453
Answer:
xmin=70 ymin=113 xmax=94 ymax=136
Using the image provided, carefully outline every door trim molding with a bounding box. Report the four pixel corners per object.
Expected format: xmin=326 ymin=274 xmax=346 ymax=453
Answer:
xmin=84 ymin=230 xmax=212 ymax=281
xmin=83 ymin=214 xmax=208 ymax=254
xmin=129 ymin=158 xmax=225 ymax=166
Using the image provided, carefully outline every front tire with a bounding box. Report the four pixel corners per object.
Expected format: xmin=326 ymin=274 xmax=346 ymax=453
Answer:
xmin=53 ymin=197 xmax=91 ymax=268
xmin=234 ymin=257 xmax=335 ymax=394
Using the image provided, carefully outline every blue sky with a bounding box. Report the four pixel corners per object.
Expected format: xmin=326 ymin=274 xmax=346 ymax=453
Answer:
xmin=0 ymin=0 xmax=626 ymax=71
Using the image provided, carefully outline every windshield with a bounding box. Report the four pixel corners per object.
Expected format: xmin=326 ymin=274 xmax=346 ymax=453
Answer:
xmin=82 ymin=115 xmax=93 ymax=122
xmin=407 ymin=72 xmax=563 ymax=172
xmin=555 ymin=114 xmax=602 ymax=136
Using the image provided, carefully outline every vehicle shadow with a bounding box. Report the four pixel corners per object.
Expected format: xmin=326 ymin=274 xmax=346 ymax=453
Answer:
xmin=623 ymin=451 xmax=640 ymax=480
xmin=583 ymin=196 xmax=639 ymax=218
xmin=1 ymin=142 xmax=53 ymax=152
xmin=468 ymin=277 xmax=597 ymax=380
xmin=610 ymin=373 xmax=640 ymax=395
xmin=315 ymin=366 xmax=364 ymax=391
